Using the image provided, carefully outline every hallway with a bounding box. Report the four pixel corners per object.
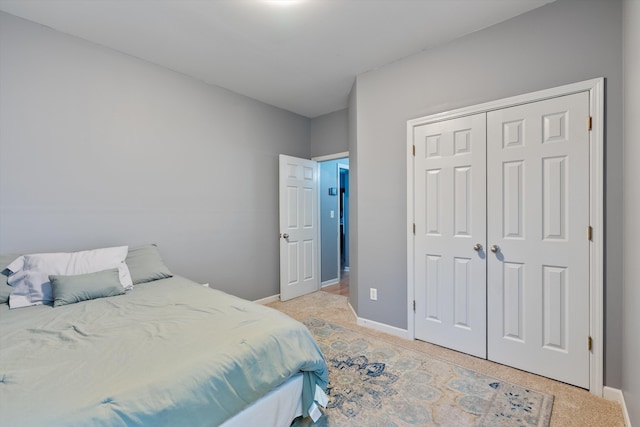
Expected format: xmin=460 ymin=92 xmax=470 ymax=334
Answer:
xmin=321 ymin=270 xmax=349 ymax=297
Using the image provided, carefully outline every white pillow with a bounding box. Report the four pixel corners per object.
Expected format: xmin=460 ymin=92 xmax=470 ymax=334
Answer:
xmin=6 ymin=246 xmax=133 ymax=309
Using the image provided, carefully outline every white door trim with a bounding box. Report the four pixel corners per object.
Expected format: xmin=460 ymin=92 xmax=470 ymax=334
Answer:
xmin=337 ymin=163 xmax=350 ymax=282
xmin=406 ymin=78 xmax=604 ymax=395
xmin=312 ymin=151 xmax=350 ymax=162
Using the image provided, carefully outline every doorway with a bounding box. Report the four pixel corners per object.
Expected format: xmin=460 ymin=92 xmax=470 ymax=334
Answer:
xmin=316 ymin=155 xmax=350 ymax=295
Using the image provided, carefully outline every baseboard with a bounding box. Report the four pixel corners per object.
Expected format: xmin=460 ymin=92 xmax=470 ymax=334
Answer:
xmin=603 ymin=386 xmax=632 ymax=427
xmin=321 ymin=279 xmax=339 ymax=288
xmin=347 ymin=302 xmax=357 ymax=319
xmin=254 ymin=294 xmax=280 ymax=305
xmin=356 ymin=316 xmax=411 ymax=340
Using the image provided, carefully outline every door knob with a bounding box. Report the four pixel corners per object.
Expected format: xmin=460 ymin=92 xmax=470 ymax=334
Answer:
xmin=473 ymin=243 xmax=483 ymax=252
xmin=490 ymin=244 xmax=500 ymax=253
xmin=282 ymin=233 xmax=290 ymax=239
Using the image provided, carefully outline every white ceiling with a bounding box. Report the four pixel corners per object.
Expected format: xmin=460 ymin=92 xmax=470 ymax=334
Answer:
xmin=0 ymin=0 xmax=554 ymax=118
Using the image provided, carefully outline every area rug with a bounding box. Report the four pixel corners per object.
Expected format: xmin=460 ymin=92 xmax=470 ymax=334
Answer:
xmin=293 ymin=318 xmax=554 ymax=427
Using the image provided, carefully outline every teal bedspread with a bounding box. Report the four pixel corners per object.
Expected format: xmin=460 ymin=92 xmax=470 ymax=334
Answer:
xmin=0 ymin=277 xmax=328 ymax=426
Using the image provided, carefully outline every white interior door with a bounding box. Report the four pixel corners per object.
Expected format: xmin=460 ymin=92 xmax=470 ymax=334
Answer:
xmin=279 ymin=155 xmax=319 ymax=301
xmin=487 ymin=92 xmax=590 ymax=388
xmin=413 ymin=113 xmax=487 ymax=358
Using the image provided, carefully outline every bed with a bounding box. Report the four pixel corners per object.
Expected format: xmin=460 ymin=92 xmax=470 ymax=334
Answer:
xmin=0 ymin=246 xmax=328 ymax=427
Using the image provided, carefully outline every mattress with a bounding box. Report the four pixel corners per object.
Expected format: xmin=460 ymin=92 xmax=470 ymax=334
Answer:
xmin=0 ymin=276 xmax=328 ymax=426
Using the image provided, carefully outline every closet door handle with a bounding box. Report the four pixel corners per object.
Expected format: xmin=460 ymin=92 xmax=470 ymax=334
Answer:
xmin=282 ymin=233 xmax=290 ymax=239
xmin=490 ymin=244 xmax=500 ymax=253
xmin=473 ymin=243 xmax=483 ymax=252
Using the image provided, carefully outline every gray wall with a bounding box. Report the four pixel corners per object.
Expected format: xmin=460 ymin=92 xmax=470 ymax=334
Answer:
xmin=348 ymin=82 xmax=359 ymax=312
xmin=319 ymin=159 xmax=341 ymax=284
xmin=0 ymin=12 xmax=310 ymax=301
xmin=352 ymin=0 xmax=623 ymax=387
xmin=319 ymin=158 xmax=350 ymax=284
xmin=312 ymin=108 xmax=350 ymax=284
xmin=310 ymin=109 xmax=348 ymax=158
xmin=623 ymin=0 xmax=640 ymax=422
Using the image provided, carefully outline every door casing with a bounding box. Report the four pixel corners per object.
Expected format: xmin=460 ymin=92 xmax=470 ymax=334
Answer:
xmin=338 ymin=163 xmax=349 ymax=275
xmin=406 ymin=78 xmax=604 ymax=396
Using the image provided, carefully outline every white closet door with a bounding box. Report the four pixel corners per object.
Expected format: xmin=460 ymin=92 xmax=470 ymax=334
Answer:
xmin=486 ymin=92 xmax=590 ymax=388
xmin=414 ymin=113 xmax=487 ymax=358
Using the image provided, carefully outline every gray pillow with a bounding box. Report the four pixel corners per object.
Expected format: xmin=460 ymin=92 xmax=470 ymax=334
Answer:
xmin=125 ymin=244 xmax=173 ymax=285
xmin=50 ymin=268 xmax=125 ymax=307
xmin=0 ymin=253 xmax=21 ymax=304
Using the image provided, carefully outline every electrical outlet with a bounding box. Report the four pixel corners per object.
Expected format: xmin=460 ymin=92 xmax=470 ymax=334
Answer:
xmin=370 ymin=288 xmax=378 ymax=301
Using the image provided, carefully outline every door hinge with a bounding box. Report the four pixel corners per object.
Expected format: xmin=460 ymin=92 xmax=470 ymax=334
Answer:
xmin=588 ymin=226 xmax=593 ymax=241
xmin=588 ymin=116 xmax=592 ymax=131
xmin=588 ymin=336 xmax=593 ymax=351
xmin=412 ymin=145 xmax=416 ymax=156
xmin=413 ymin=300 xmax=416 ymax=311
xmin=413 ymin=223 xmax=416 ymax=235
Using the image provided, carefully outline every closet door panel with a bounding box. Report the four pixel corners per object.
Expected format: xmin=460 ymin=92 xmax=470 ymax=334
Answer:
xmin=414 ymin=113 xmax=487 ymax=358
xmin=486 ymin=91 xmax=590 ymax=388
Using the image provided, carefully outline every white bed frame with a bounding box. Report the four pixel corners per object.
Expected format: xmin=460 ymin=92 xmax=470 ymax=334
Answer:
xmin=220 ymin=373 xmax=304 ymax=427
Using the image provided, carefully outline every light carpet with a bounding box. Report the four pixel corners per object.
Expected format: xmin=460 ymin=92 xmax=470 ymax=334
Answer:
xmin=293 ymin=318 xmax=553 ymax=427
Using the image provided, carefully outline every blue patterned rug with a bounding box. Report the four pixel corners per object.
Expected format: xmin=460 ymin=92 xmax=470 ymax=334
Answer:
xmin=293 ymin=318 xmax=553 ymax=427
